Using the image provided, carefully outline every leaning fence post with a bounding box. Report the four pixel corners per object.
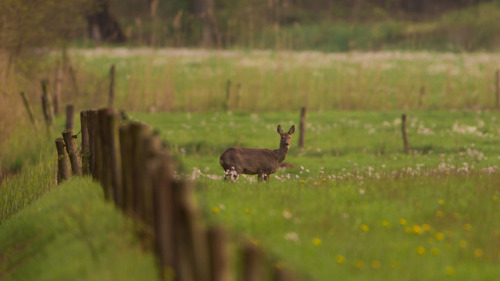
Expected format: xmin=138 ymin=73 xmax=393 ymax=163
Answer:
xmin=299 ymin=106 xmax=307 ymax=149
xmin=401 ymin=114 xmax=410 ymax=154
xmin=62 ymin=129 xmax=82 ymax=176
xmin=20 ymin=92 xmax=37 ymax=129
xmin=55 ymin=138 xmax=70 ymax=184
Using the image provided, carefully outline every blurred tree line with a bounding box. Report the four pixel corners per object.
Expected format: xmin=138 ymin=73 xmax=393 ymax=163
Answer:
xmin=0 ymin=0 xmax=498 ymax=56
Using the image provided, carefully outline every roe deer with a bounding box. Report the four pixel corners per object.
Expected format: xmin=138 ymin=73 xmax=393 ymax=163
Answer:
xmin=219 ymin=125 xmax=295 ymax=181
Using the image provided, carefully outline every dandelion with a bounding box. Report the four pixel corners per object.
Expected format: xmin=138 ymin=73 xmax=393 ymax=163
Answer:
xmin=445 ymin=266 xmax=455 ymax=276
xmin=435 ymin=232 xmax=445 ymax=241
xmin=335 ymin=255 xmax=346 ymax=264
xmin=422 ymin=224 xmax=431 ymax=231
xmin=360 ymin=224 xmax=370 ymax=232
xmin=416 ymin=246 xmax=426 ymax=256
xmin=381 ymin=221 xmax=390 ymax=227
xmin=436 ymin=210 xmax=445 ymax=218
xmin=354 ymin=260 xmax=365 ymax=270
xmin=244 ymin=208 xmax=249 ymax=214
xmin=431 ymin=248 xmax=440 ymax=256
xmin=438 ymin=199 xmax=445 ymax=205
xmin=464 ymin=223 xmax=472 ymax=231
xmin=400 ymin=218 xmax=408 ymax=225
xmin=405 ymin=227 xmax=412 ymax=234
xmin=493 ymin=195 xmax=498 ymax=201
xmin=412 ymin=225 xmax=423 ymax=235
xmin=371 ymin=260 xmax=381 ymax=269
xmin=473 ymin=248 xmax=483 ymax=258
xmin=212 ymin=207 xmax=220 ymax=214
xmin=459 ymin=240 xmax=468 ymax=248
xmin=312 ymin=238 xmax=322 ymax=246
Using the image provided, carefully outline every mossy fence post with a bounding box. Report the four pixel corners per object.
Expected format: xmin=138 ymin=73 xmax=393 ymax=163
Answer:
xmin=20 ymin=92 xmax=37 ymax=129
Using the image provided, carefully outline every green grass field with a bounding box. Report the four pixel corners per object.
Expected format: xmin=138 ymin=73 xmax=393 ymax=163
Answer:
xmin=133 ymin=110 xmax=500 ymax=281
xmin=2 ymin=49 xmax=500 ymax=280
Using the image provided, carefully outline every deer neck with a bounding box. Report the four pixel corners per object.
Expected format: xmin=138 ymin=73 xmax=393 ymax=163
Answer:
xmin=274 ymin=144 xmax=289 ymax=163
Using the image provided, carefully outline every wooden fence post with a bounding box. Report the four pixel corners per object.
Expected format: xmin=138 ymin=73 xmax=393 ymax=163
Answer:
xmin=119 ymin=123 xmax=134 ymax=214
xmin=20 ymin=92 xmax=37 ymax=129
xmin=89 ymin=110 xmax=102 ymax=180
xmin=207 ymin=226 xmax=230 ymax=281
xmin=242 ymin=241 xmax=263 ymax=281
xmin=299 ymin=107 xmax=307 ymax=149
xmin=55 ymin=138 xmax=70 ymax=184
xmin=401 ymin=114 xmax=410 ymax=154
xmin=62 ymin=129 xmax=82 ymax=176
xmin=80 ymin=110 xmax=91 ymax=175
xmin=173 ymin=180 xmax=210 ymax=281
xmin=153 ymin=155 xmax=177 ymax=281
xmin=109 ymin=64 xmax=115 ymax=107
xmin=65 ymin=104 xmax=75 ymax=130
xmin=98 ymin=108 xmax=121 ymax=201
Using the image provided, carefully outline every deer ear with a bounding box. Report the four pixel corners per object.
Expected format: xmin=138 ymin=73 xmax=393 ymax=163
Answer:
xmin=288 ymin=125 xmax=295 ymax=134
xmin=277 ymin=125 xmax=283 ymax=134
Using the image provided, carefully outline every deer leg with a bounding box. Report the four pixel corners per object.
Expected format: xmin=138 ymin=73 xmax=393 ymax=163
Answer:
xmin=258 ymin=172 xmax=268 ymax=182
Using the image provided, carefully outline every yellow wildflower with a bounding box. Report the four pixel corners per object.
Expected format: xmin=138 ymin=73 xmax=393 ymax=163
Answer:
xmin=360 ymin=224 xmax=370 ymax=232
xmin=474 ymin=248 xmax=483 ymax=258
xmin=312 ymin=238 xmax=322 ymax=246
xmin=416 ymin=246 xmax=426 ymax=256
xmin=212 ymin=207 xmax=220 ymax=214
xmin=435 ymin=232 xmax=445 ymax=241
xmin=335 ymin=255 xmax=346 ymax=264
xmin=399 ymin=218 xmax=408 ymax=225
xmin=371 ymin=260 xmax=381 ymax=269
xmin=445 ymin=266 xmax=455 ymax=276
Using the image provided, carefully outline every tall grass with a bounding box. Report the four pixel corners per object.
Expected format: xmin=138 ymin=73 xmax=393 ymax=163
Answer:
xmin=71 ymin=49 xmax=500 ymax=112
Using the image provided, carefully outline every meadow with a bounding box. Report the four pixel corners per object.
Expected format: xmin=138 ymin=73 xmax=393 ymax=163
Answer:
xmin=133 ymin=110 xmax=500 ymax=281
xmin=1 ymin=50 xmax=499 ymax=280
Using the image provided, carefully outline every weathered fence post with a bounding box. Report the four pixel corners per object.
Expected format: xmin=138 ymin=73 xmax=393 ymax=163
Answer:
xmin=173 ymin=180 xmax=210 ymax=281
xmin=207 ymin=226 xmax=230 ymax=281
xmin=109 ymin=64 xmax=116 ymax=107
xmin=401 ymin=114 xmax=410 ymax=154
xmin=55 ymin=138 xmax=70 ymax=184
xmin=153 ymin=155 xmax=177 ymax=281
xmin=62 ymin=129 xmax=82 ymax=176
xmin=65 ymin=104 xmax=75 ymax=130
xmin=20 ymin=92 xmax=37 ymax=129
xmin=80 ymin=110 xmax=91 ymax=175
xmin=299 ymin=107 xmax=307 ymax=149
xmin=119 ymin=123 xmax=134 ymax=214
xmin=41 ymin=79 xmax=55 ymax=127
xmin=274 ymin=265 xmax=296 ymax=281
xmin=89 ymin=110 xmax=102 ymax=180
xmin=98 ymin=108 xmax=121 ymax=201
xmin=242 ymin=242 xmax=263 ymax=281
